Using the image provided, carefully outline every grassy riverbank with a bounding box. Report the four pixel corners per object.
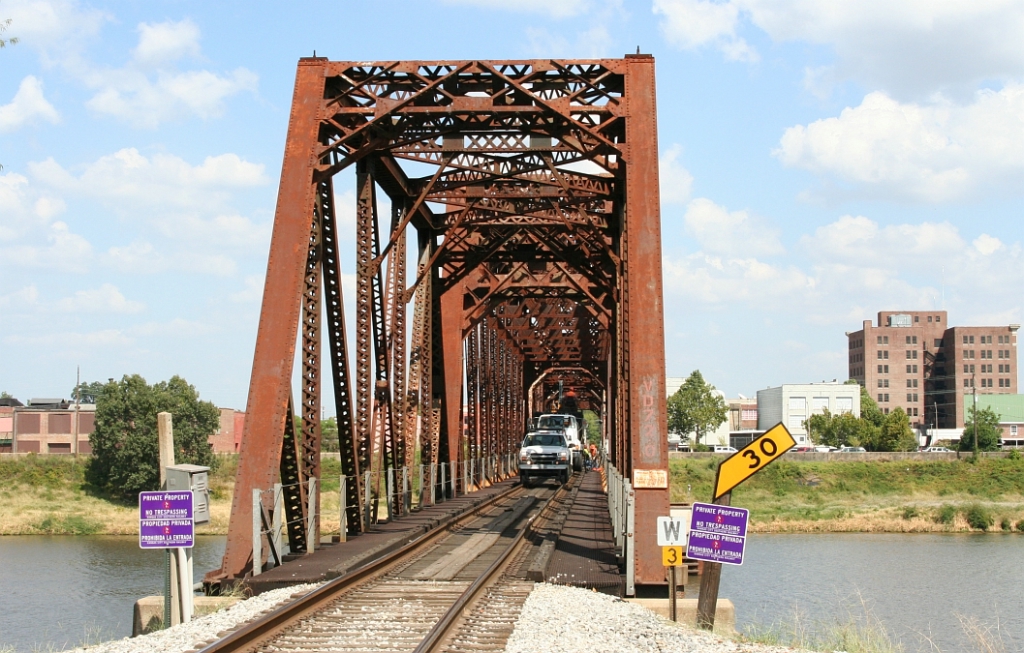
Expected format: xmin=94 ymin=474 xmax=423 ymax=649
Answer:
xmin=3 ymin=454 xmax=1023 ymax=534
xmin=0 ymin=455 xmax=352 ymax=536
xmin=671 ymin=455 xmax=1024 ymax=532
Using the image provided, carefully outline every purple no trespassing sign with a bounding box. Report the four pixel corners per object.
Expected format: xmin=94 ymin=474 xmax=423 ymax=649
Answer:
xmin=685 ymin=502 xmax=749 ymax=566
xmin=139 ymin=491 xmax=194 ymax=549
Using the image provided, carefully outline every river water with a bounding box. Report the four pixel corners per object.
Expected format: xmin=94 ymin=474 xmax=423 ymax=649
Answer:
xmin=716 ymin=533 xmax=1024 ymax=652
xmin=0 ymin=534 xmax=1021 ymax=652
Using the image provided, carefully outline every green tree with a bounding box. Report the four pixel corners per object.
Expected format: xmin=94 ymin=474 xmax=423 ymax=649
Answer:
xmin=71 ymin=381 xmax=107 ymax=404
xmin=0 ymin=7 xmax=17 ymax=49
xmin=875 ymin=407 xmax=918 ymax=452
xmin=321 ymin=417 xmax=339 ymax=452
xmin=666 ymin=370 xmax=727 ymax=445
xmin=804 ymin=409 xmax=864 ymax=448
xmin=959 ymin=406 xmax=1002 ymax=453
xmin=87 ymin=374 xmax=218 ymax=499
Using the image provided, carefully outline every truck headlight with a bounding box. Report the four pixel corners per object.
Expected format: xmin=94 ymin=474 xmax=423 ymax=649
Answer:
xmin=557 ymin=451 xmax=568 ymax=461
xmin=519 ymin=452 xmax=530 ymax=463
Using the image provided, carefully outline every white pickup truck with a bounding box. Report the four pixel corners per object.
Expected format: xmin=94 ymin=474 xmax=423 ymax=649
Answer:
xmin=518 ymin=431 xmax=571 ymax=487
xmin=535 ymin=414 xmax=585 ymax=471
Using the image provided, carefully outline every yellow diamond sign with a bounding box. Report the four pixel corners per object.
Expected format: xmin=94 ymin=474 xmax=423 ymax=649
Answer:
xmin=714 ymin=423 xmax=797 ymax=500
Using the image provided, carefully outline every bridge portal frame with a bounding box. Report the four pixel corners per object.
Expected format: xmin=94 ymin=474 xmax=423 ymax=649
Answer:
xmin=209 ymin=55 xmax=669 ymax=592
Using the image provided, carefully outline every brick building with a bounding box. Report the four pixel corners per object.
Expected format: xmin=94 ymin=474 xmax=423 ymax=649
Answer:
xmin=847 ymin=311 xmax=1019 ymax=428
xmin=10 ymin=399 xmax=95 ymax=454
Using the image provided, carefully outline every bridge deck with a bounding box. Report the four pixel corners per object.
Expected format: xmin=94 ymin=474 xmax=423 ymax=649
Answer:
xmin=246 ymin=478 xmax=518 ymax=594
xmin=543 ymin=469 xmax=623 ymax=596
xmin=246 ymin=472 xmax=623 ymax=596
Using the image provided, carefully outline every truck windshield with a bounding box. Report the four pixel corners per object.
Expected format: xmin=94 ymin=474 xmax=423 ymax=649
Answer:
xmin=538 ymin=416 xmax=571 ymax=430
xmin=523 ymin=434 xmax=566 ymax=447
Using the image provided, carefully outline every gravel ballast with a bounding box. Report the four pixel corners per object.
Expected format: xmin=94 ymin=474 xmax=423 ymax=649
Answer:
xmin=68 ymin=581 xmax=804 ymax=653
xmin=67 ymin=583 xmax=320 ymax=653
xmin=504 ymin=583 xmax=804 ymax=653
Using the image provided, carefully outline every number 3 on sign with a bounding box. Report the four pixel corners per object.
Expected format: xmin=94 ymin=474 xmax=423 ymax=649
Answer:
xmin=662 ymin=545 xmax=684 ymax=566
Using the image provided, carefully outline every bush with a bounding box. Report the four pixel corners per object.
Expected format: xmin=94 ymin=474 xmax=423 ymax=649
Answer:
xmin=1017 ymin=520 xmax=1024 ymax=533
xmin=936 ymin=504 xmax=957 ymax=525
xmin=964 ymin=504 xmax=993 ymax=530
xmin=1008 ymin=449 xmax=1022 ymax=461
xmin=1000 ymin=518 xmax=1012 ymax=531
xmin=901 ymin=506 xmax=919 ymax=520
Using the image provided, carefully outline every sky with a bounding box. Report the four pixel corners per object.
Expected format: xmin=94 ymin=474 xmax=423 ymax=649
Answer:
xmin=2 ymin=0 xmax=1023 ymax=410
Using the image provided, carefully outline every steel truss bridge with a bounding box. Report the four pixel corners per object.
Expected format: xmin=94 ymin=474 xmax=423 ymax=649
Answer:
xmin=209 ymin=55 xmax=670 ymax=591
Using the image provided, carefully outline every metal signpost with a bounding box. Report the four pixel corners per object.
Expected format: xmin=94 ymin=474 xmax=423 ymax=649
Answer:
xmin=695 ymin=423 xmax=797 ymax=630
xmin=656 ymin=515 xmax=688 ymax=620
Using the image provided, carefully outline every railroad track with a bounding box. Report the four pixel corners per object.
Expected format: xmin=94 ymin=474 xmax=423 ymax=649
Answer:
xmin=197 ymin=475 xmax=578 ymax=653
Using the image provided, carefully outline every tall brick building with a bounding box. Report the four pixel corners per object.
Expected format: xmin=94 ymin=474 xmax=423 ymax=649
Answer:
xmin=847 ymin=311 xmax=1019 ymax=428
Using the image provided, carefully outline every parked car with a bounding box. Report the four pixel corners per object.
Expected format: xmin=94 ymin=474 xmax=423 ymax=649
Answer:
xmin=791 ymin=446 xmax=815 ymax=453
xmin=921 ymin=446 xmax=952 ymax=453
xmin=814 ymin=445 xmax=837 ymax=453
xmin=837 ymin=446 xmax=867 ymax=453
xmin=676 ymin=442 xmax=692 ymax=452
xmin=712 ymin=445 xmax=737 ymax=453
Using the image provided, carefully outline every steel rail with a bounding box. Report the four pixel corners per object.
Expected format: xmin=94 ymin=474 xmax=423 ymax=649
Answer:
xmin=413 ymin=476 xmax=574 ymax=653
xmin=197 ymin=481 xmax=525 ymax=653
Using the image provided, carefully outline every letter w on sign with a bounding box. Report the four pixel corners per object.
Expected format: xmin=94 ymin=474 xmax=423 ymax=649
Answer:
xmin=656 ymin=516 xmax=687 ymax=546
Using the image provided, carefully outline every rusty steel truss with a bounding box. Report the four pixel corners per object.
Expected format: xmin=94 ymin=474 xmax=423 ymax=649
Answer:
xmin=209 ymin=55 xmax=670 ymax=590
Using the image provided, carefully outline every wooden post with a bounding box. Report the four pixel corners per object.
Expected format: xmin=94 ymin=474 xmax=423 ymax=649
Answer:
xmin=696 ymin=492 xmax=731 ymax=630
xmin=157 ymin=412 xmax=180 ymax=627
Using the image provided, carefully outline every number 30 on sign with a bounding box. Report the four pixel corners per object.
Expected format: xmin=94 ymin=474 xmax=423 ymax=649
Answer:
xmin=714 ymin=423 xmax=797 ymax=499
xmin=662 ymin=546 xmax=684 ymax=566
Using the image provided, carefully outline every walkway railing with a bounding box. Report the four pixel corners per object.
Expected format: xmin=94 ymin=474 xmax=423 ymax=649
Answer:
xmin=605 ymin=462 xmax=635 ymax=596
xmin=252 ymin=453 xmax=518 ymax=574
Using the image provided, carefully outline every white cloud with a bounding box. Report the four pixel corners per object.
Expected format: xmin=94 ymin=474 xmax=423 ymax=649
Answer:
xmin=133 ymin=19 xmax=201 ymax=66
xmin=5 ymin=0 xmax=107 ymax=51
xmin=55 ymin=284 xmax=145 ymax=314
xmin=85 ymin=67 xmax=258 ymax=128
xmin=230 ymin=275 xmax=264 ymax=303
xmin=525 ymin=24 xmax=614 ymax=59
xmin=0 ymin=220 xmax=92 ymax=272
xmin=30 ymin=148 xmax=268 ymax=209
xmin=442 ymin=0 xmax=593 ymax=18
xmin=664 ymin=210 xmax=1024 ymax=329
xmin=683 ymin=198 xmax=783 ymax=256
xmin=776 ymin=85 xmax=1024 ymax=201
xmin=654 ymin=1 xmax=1024 ymax=97
xmin=659 ymin=144 xmax=694 ymax=204
xmin=0 ymin=285 xmax=39 ymax=310
xmin=4 ymin=328 xmax=132 ymax=348
xmin=653 ymin=0 xmax=757 ymax=62
xmin=0 ymin=76 xmax=61 ymax=132
xmin=102 ymin=240 xmax=238 ymax=276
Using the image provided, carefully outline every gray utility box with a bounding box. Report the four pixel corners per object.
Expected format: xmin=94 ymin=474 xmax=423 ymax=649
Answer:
xmin=166 ymin=464 xmax=211 ymax=524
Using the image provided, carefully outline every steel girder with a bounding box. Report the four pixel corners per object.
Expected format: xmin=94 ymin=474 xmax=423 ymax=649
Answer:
xmin=209 ymin=56 xmax=668 ymax=591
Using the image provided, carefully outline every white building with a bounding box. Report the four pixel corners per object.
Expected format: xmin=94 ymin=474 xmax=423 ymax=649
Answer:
xmin=757 ymin=382 xmax=861 ymax=444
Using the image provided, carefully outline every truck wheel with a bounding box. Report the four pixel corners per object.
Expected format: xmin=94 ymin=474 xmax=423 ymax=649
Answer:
xmin=561 ymin=470 xmax=569 ymax=485
xmin=521 ymin=474 xmax=531 ymax=487
xmin=572 ymin=453 xmax=583 ymax=472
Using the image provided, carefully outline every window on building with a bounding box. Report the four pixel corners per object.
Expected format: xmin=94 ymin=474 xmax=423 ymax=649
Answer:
xmin=963 ymin=335 xmax=969 ymax=344
xmin=884 ymin=407 xmax=890 ymax=414
xmin=741 ymin=409 xmax=757 ymax=421
xmin=836 ymin=397 xmax=853 ymax=413
xmin=968 ymin=350 xmax=975 ymax=359
xmin=812 ymin=397 xmax=829 ymax=413
xmin=964 ymin=364 xmax=970 ymax=373
xmin=970 ymin=335 xmax=975 ymax=344
xmin=935 ymin=315 xmax=941 ymax=322
xmin=1012 ymin=425 xmax=1018 ymax=436
xmin=964 ymin=379 xmax=971 ymax=388
xmin=884 ymin=365 xmax=889 ymax=373
xmin=970 ymin=364 xmax=975 ymax=373
xmin=884 ymin=393 xmax=890 ymax=402
xmin=928 ymin=316 xmax=933 ymax=322
xmin=913 ymin=393 xmax=918 ymax=402
xmin=914 ymin=316 xmax=919 ymax=322
xmin=913 ymin=407 xmax=919 ymax=416
xmin=877 ymin=379 xmax=884 ymax=388
xmin=935 ymin=339 xmax=943 ymax=347
xmin=907 ymin=393 xmax=913 ymax=402
xmin=877 ymin=393 xmax=883 ymax=402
